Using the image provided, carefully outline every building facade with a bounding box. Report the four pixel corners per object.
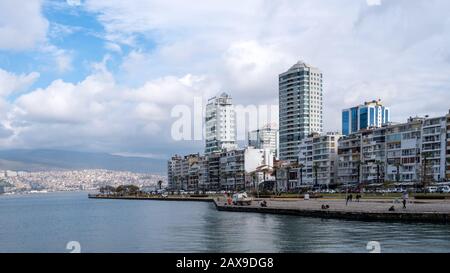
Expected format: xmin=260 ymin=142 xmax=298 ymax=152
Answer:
xmin=167 ymin=154 xmax=201 ymax=191
xmin=205 ymin=93 xmax=237 ymax=154
xmin=337 ymin=133 xmax=362 ymax=185
xmin=219 ymin=147 xmax=273 ymax=191
xmin=360 ymin=127 xmax=387 ymax=184
xmin=446 ymin=111 xmax=450 ymax=181
xmin=421 ymin=116 xmax=447 ymax=182
xmin=385 ymin=117 xmax=423 ymax=183
xmin=279 ymin=61 xmax=323 ymax=162
xmin=342 ymin=99 xmax=390 ymax=136
xmin=248 ymin=125 xmax=279 ymax=158
xmin=298 ymin=132 xmax=341 ymax=186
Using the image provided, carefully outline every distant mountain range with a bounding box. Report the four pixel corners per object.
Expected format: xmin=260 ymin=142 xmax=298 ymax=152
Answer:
xmin=0 ymin=149 xmax=166 ymax=174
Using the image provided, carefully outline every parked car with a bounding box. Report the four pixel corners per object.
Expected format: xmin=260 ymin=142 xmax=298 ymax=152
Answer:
xmin=437 ymin=186 xmax=450 ymax=193
xmin=426 ymin=186 xmax=438 ymax=193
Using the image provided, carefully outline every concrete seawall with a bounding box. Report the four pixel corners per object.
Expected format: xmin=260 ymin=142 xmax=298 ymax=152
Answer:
xmin=88 ymin=194 xmax=214 ymax=202
xmin=213 ymin=199 xmax=450 ymax=224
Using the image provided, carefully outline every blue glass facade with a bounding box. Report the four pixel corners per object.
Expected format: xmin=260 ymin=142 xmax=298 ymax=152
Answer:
xmin=351 ymin=107 xmax=358 ymax=133
xmin=342 ymin=102 xmax=390 ymax=136
xmin=360 ymin=107 xmax=368 ymax=130
xmin=342 ymin=111 xmax=349 ymax=135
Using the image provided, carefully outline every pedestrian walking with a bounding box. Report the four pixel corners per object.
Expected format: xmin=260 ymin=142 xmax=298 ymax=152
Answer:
xmin=402 ymin=191 xmax=409 ymax=209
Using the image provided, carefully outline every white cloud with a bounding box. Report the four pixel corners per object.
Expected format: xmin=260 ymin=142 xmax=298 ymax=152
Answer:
xmin=67 ymin=0 xmax=82 ymax=6
xmin=0 ymin=69 xmax=40 ymax=97
xmin=5 ymin=63 xmax=215 ymax=153
xmin=0 ymin=0 xmax=48 ymax=50
xmin=2 ymin=0 xmax=450 ymax=155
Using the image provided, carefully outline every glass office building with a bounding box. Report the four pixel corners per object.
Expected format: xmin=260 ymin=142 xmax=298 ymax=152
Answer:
xmin=342 ymin=100 xmax=390 ymax=136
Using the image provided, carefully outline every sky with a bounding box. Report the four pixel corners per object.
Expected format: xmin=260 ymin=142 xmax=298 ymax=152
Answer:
xmin=0 ymin=0 xmax=449 ymax=159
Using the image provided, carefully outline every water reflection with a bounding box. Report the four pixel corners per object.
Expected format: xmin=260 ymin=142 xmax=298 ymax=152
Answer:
xmin=1 ymin=192 xmax=449 ymax=253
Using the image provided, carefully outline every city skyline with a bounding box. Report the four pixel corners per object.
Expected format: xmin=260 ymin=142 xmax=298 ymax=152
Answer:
xmin=0 ymin=0 xmax=450 ymax=160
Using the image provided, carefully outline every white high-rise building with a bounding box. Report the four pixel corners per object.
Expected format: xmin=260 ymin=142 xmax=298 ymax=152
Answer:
xmin=205 ymin=93 xmax=237 ymax=154
xmin=279 ymin=61 xmax=323 ymax=162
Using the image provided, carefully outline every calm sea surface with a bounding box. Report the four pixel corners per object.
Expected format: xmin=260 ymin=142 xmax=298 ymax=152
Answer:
xmin=0 ymin=192 xmax=449 ymax=253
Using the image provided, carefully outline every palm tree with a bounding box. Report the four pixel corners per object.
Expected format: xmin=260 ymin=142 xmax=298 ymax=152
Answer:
xmin=375 ymin=160 xmax=384 ymax=184
xmin=313 ymin=162 xmax=319 ymax=187
xmin=272 ymin=161 xmax=281 ymax=194
xmin=298 ymin=163 xmax=305 ymax=186
xmin=421 ymin=152 xmax=432 ymax=188
xmin=157 ymin=180 xmax=163 ymax=190
xmin=394 ymin=161 xmax=402 ymax=183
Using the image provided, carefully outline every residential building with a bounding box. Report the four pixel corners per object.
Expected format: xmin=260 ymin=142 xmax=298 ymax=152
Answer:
xmin=385 ymin=117 xmax=423 ymax=183
xmin=219 ymin=147 xmax=273 ymax=191
xmin=167 ymin=155 xmax=182 ymax=190
xmin=202 ymin=152 xmax=221 ymax=191
xmin=279 ymin=61 xmax=323 ymax=162
xmin=360 ymin=127 xmax=387 ymax=184
xmin=298 ymin=132 xmax=341 ymax=187
xmin=337 ymin=133 xmax=362 ymax=185
xmin=167 ymin=153 xmax=200 ymax=191
xmin=446 ymin=110 xmax=450 ymax=181
xmin=421 ymin=115 xmax=447 ymax=182
xmin=342 ymin=99 xmax=390 ymax=136
xmin=248 ymin=124 xmax=279 ymax=158
xmin=205 ymin=93 xmax=237 ymax=154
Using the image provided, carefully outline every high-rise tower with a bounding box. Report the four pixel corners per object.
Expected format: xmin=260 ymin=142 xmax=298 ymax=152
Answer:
xmin=279 ymin=61 xmax=323 ymax=161
xmin=205 ymin=92 xmax=237 ymax=154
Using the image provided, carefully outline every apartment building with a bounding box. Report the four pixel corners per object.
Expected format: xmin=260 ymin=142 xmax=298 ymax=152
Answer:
xmin=279 ymin=61 xmax=323 ymax=161
xmin=298 ymin=132 xmax=341 ymax=186
xmin=337 ymin=133 xmax=362 ymax=185
xmin=248 ymin=124 xmax=279 ymax=158
xmin=205 ymin=93 xmax=237 ymax=154
xmin=421 ymin=116 xmax=447 ymax=182
xmin=447 ymin=111 xmax=450 ymax=181
xmin=385 ymin=117 xmax=423 ymax=183
xmin=360 ymin=127 xmax=387 ymax=184
xmin=219 ymin=147 xmax=273 ymax=191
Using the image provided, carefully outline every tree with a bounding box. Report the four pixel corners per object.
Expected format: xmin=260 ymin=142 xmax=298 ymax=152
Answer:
xmin=313 ymin=162 xmax=319 ymax=187
xmin=116 ymin=185 xmax=140 ymax=195
xmin=375 ymin=160 xmax=384 ymax=184
xmin=394 ymin=161 xmax=402 ymax=183
xmin=298 ymin=163 xmax=304 ymax=186
xmin=157 ymin=180 xmax=163 ymax=190
xmin=422 ymin=152 xmax=433 ymax=188
xmin=99 ymin=185 xmax=116 ymax=194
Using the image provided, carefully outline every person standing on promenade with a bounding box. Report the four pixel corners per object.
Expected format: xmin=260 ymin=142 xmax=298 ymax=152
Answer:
xmin=402 ymin=191 xmax=409 ymax=209
xmin=346 ymin=194 xmax=351 ymax=206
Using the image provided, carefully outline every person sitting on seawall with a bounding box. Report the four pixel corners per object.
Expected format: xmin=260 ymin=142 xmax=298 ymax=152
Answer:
xmin=260 ymin=200 xmax=268 ymax=207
